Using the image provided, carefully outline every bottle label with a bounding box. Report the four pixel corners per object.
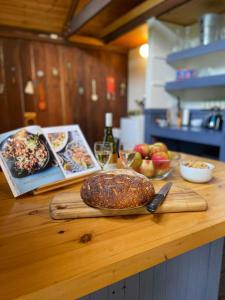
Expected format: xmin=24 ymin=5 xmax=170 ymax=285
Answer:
xmin=105 ymin=113 xmax=112 ymax=127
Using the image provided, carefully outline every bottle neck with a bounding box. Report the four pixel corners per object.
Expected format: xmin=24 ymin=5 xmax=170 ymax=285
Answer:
xmin=104 ymin=126 xmax=113 ymax=133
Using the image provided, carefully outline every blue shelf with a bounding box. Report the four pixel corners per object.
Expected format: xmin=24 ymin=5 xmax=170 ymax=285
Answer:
xmin=149 ymin=126 xmax=223 ymax=147
xmin=165 ymin=74 xmax=225 ymax=91
xmin=167 ymin=39 xmax=225 ymax=64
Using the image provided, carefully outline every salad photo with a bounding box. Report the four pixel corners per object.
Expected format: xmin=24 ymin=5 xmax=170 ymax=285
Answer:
xmin=1 ymin=129 xmax=50 ymax=178
xmin=46 ymin=126 xmax=98 ymax=177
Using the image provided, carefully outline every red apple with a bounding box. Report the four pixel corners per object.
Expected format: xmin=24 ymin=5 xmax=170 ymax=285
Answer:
xmin=134 ymin=144 xmax=149 ymax=158
xmin=130 ymin=152 xmax=142 ymax=171
xmin=151 ymin=151 xmax=170 ymax=176
xmin=138 ymin=159 xmax=155 ymax=178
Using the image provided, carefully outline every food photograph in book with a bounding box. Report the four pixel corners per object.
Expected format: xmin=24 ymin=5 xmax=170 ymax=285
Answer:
xmin=45 ymin=125 xmax=100 ymax=177
xmin=0 ymin=126 xmax=64 ymax=196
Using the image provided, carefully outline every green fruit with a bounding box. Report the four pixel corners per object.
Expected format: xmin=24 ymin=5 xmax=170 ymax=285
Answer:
xmin=130 ymin=152 xmax=142 ymax=170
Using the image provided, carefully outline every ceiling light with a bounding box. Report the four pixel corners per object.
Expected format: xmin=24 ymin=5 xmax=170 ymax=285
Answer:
xmin=139 ymin=43 xmax=149 ymax=58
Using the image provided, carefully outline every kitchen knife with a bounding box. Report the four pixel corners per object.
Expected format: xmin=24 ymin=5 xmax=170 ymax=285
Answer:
xmin=146 ymin=182 xmax=173 ymax=213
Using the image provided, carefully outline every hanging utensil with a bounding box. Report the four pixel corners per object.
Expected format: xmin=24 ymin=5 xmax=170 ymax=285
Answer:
xmin=37 ymin=81 xmax=47 ymax=111
xmin=91 ymin=79 xmax=98 ymax=102
xmin=120 ymin=82 xmax=126 ymax=96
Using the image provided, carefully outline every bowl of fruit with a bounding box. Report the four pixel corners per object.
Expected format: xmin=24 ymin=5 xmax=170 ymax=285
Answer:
xmin=131 ymin=142 xmax=180 ymax=180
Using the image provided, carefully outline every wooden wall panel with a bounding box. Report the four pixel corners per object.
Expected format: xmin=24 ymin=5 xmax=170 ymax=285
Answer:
xmin=59 ymin=46 xmax=77 ymax=125
xmin=101 ymin=51 xmax=127 ymax=128
xmin=82 ymin=49 xmax=106 ymax=147
xmin=3 ymin=39 xmax=24 ymax=130
xmin=20 ymin=40 xmax=34 ymax=113
xmin=73 ymin=47 xmax=87 ymax=134
xmin=0 ymin=37 xmax=128 ymax=145
xmin=0 ymin=39 xmax=9 ymax=132
xmin=44 ymin=43 xmax=64 ymax=125
xmin=30 ymin=41 xmax=48 ymax=126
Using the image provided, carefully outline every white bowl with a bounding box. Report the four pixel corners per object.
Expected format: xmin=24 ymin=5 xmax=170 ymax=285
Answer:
xmin=179 ymin=161 xmax=215 ymax=183
xmin=190 ymin=119 xmax=203 ymax=128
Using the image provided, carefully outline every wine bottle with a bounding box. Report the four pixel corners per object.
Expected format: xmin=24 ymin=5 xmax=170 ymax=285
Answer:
xmin=103 ymin=112 xmax=117 ymax=170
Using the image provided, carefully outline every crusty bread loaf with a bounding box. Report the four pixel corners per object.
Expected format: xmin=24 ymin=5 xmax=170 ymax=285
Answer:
xmin=80 ymin=169 xmax=155 ymax=209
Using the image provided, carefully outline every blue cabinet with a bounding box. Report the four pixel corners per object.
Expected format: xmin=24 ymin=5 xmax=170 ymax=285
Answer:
xmin=144 ymin=109 xmax=225 ymax=161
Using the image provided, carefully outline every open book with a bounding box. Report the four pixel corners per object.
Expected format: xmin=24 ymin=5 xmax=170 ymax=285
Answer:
xmin=0 ymin=125 xmax=100 ymax=197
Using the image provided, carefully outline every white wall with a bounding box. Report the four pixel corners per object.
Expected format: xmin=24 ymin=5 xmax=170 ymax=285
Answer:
xmin=145 ymin=18 xmax=179 ymax=109
xmin=127 ymin=47 xmax=147 ymax=112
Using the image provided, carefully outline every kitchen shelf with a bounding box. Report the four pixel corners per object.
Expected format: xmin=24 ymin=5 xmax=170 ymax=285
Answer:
xmin=149 ymin=125 xmax=223 ymax=147
xmin=165 ymin=74 xmax=225 ymax=91
xmin=144 ymin=109 xmax=225 ymax=161
xmin=167 ymin=39 xmax=225 ymax=64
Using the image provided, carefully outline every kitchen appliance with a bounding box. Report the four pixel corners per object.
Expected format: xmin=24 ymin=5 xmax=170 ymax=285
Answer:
xmin=203 ymin=107 xmax=223 ymax=130
xmin=50 ymin=183 xmax=207 ymax=219
xmin=200 ymin=13 xmax=221 ymax=45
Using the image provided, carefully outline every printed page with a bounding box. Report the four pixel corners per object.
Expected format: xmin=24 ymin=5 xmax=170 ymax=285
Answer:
xmin=0 ymin=126 xmax=65 ymax=197
xmin=44 ymin=125 xmax=100 ymax=178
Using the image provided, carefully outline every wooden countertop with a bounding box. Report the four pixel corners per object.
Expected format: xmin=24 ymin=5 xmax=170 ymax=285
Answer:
xmin=0 ymin=153 xmax=225 ymax=300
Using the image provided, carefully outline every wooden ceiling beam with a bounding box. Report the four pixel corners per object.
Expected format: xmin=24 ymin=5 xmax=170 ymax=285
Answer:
xmin=101 ymin=0 xmax=191 ymax=43
xmin=62 ymin=0 xmax=80 ymax=35
xmin=0 ymin=25 xmax=127 ymax=54
xmin=65 ymin=0 xmax=112 ymax=38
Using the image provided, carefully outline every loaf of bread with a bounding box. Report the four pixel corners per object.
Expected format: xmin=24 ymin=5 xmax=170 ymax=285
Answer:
xmin=80 ymin=169 xmax=155 ymax=209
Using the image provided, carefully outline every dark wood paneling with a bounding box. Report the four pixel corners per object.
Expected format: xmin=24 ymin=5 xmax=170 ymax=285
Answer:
xmin=44 ymin=43 xmax=64 ymax=126
xmin=59 ymin=45 xmax=77 ymax=125
xmin=0 ymin=39 xmax=9 ymax=132
xmin=0 ymin=37 xmax=128 ymax=145
xmin=82 ymin=48 xmax=106 ymax=147
xmin=20 ymin=40 xmax=34 ymax=112
xmin=30 ymin=41 xmax=48 ymax=126
xmin=3 ymin=39 xmax=24 ymax=130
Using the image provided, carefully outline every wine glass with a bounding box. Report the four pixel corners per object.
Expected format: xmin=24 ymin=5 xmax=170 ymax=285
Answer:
xmin=119 ymin=149 xmax=136 ymax=169
xmin=94 ymin=142 xmax=113 ymax=170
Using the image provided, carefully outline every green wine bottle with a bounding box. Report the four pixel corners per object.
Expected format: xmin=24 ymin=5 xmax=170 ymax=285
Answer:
xmin=103 ymin=112 xmax=117 ymax=170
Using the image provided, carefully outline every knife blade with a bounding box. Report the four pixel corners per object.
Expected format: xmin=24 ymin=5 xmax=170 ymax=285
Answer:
xmin=146 ymin=182 xmax=173 ymax=213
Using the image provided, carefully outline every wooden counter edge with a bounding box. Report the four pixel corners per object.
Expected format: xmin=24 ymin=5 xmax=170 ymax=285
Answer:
xmin=17 ymin=218 xmax=225 ymax=300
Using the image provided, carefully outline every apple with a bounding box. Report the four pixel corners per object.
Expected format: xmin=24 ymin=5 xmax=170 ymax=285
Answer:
xmin=153 ymin=142 xmax=168 ymax=152
xmin=134 ymin=144 xmax=149 ymax=158
xmin=130 ymin=152 xmax=142 ymax=171
xmin=167 ymin=150 xmax=173 ymax=160
xmin=138 ymin=159 xmax=155 ymax=178
xmin=149 ymin=144 xmax=164 ymax=157
xmin=151 ymin=151 xmax=170 ymax=176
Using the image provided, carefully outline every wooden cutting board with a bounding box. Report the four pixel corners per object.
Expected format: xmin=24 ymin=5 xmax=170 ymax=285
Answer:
xmin=49 ymin=184 xmax=208 ymax=220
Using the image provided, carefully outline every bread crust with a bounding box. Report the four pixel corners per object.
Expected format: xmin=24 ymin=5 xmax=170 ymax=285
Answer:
xmin=80 ymin=169 xmax=155 ymax=209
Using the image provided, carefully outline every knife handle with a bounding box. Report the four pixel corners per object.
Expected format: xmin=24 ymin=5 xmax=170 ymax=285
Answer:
xmin=146 ymin=194 xmax=165 ymax=213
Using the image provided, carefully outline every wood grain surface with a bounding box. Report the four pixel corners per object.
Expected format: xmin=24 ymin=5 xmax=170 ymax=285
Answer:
xmin=50 ymin=183 xmax=207 ymax=219
xmin=0 ymin=153 xmax=225 ymax=300
xmin=0 ymin=37 xmax=128 ymax=148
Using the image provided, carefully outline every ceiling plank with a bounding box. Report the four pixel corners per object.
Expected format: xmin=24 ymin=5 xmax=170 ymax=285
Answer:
xmin=65 ymin=0 xmax=112 ymax=37
xmin=101 ymin=0 xmax=191 ymax=43
xmin=62 ymin=0 xmax=80 ymax=35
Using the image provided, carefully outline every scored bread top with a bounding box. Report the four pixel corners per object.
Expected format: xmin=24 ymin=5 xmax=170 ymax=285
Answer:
xmin=80 ymin=169 xmax=155 ymax=209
